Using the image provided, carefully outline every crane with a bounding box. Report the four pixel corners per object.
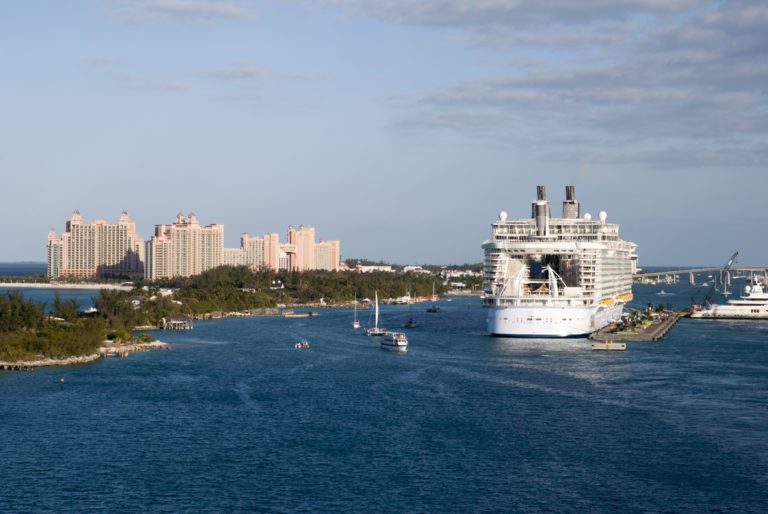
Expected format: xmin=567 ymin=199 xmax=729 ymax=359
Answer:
xmin=694 ymin=251 xmax=739 ymax=310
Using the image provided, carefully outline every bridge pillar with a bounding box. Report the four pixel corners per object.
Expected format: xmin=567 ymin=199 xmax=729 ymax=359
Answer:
xmin=689 ymin=272 xmax=695 ymax=286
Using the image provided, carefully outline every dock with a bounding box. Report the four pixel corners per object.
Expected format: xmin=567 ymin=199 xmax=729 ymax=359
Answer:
xmin=590 ymin=311 xmax=686 ymax=342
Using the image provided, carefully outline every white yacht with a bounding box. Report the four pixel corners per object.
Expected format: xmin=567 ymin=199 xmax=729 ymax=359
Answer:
xmin=381 ymin=331 xmax=408 ymax=348
xmin=365 ymin=291 xmax=387 ymax=336
xmin=482 ymin=185 xmax=638 ymax=337
xmin=352 ymin=294 xmax=361 ymax=329
xmin=691 ymin=278 xmax=768 ymax=319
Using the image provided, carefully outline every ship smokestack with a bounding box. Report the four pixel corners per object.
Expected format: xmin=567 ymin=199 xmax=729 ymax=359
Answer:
xmin=562 ymin=185 xmax=580 ymax=219
xmin=533 ymin=185 xmax=549 ymax=237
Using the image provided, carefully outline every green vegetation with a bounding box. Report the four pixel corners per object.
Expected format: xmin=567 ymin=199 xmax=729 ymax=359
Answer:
xmin=0 ymin=264 xmax=453 ymax=362
xmin=0 ymin=292 xmax=104 ymax=361
xmin=0 ymin=273 xmax=48 ymax=283
xmin=148 ymin=266 xmax=447 ymax=304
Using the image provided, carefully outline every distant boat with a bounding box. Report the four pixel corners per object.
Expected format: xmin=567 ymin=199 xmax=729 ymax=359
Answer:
xmin=352 ymin=293 xmax=360 ymax=329
xmin=656 ymin=290 xmax=674 ymax=296
xmin=294 ymin=340 xmax=310 ymax=349
xmin=403 ymin=294 xmax=417 ymax=328
xmin=426 ymin=281 xmax=440 ymax=313
xmin=365 ymin=291 xmax=386 ymax=336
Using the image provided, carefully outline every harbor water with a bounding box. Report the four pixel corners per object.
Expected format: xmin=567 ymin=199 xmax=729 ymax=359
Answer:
xmin=1 ymin=280 xmax=767 ymax=511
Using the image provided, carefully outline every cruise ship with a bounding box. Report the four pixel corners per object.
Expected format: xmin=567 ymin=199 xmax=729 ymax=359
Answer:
xmin=481 ymin=186 xmax=638 ymax=337
xmin=690 ymin=277 xmax=768 ymax=319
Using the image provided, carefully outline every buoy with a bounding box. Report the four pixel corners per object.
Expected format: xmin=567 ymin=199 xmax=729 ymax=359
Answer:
xmin=60 ymin=378 xmax=65 ymax=383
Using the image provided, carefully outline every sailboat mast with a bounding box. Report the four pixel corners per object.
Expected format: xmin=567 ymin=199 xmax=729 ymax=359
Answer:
xmin=374 ymin=291 xmax=380 ymax=328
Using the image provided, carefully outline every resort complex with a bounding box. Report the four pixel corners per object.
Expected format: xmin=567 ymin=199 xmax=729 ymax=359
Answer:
xmin=47 ymin=211 xmax=341 ymax=280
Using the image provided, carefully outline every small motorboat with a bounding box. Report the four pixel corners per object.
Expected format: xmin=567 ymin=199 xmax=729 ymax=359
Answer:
xmin=294 ymin=340 xmax=310 ymax=349
xmin=591 ymin=340 xmax=626 ymax=351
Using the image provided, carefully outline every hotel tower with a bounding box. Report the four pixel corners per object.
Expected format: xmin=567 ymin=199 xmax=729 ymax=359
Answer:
xmin=46 ymin=211 xmax=144 ymax=278
xmin=144 ymin=213 xmax=224 ymax=280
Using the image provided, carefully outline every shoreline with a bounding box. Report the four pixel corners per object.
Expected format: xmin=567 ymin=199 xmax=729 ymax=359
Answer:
xmin=0 ymin=341 xmax=170 ymax=370
xmin=0 ymin=353 xmax=100 ymax=370
xmin=0 ymin=282 xmax=132 ymax=291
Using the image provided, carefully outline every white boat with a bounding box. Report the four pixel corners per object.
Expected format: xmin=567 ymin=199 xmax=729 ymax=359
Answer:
xmin=482 ymin=185 xmax=637 ymax=337
xmin=656 ymin=290 xmax=674 ymax=296
xmin=426 ymin=281 xmax=440 ymax=313
xmin=591 ymin=340 xmax=626 ymax=351
xmin=352 ymin=293 xmax=360 ymax=329
xmin=691 ymin=278 xmax=768 ymax=319
xmin=382 ymin=331 xmax=408 ymax=348
xmin=365 ymin=291 xmax=387 ymax=336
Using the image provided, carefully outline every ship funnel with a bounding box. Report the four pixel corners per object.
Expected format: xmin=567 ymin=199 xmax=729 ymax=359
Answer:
xmin=562 ymin=185 xmax=580 ymax=219
xmin=533 ymin=185 xmax=550 ymax=237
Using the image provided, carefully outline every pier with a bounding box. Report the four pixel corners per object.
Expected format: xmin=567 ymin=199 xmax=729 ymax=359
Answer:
xmin=162 ymin=316 xmax=194 ymax=330
xmin=590 ymin=311 xmax=686 ymax=342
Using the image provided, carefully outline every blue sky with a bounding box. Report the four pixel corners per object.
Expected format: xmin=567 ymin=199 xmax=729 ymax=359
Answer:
xmin=1 ymin=0 xmax=766 ymax=265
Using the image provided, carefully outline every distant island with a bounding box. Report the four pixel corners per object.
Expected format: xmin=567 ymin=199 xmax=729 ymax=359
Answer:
xmin=0 ymin=265 xmax=461 ymax=365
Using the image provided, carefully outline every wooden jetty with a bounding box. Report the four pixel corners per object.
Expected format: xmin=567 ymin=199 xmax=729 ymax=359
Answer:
xmin=162 ymin=315 xmax=193 ymax=330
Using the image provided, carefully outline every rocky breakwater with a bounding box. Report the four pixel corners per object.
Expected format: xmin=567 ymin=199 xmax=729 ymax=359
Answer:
xmin=0 ymin=353 xmax=100 ymax=371
xmin=1 ymin=341 xmax=170 ymax=370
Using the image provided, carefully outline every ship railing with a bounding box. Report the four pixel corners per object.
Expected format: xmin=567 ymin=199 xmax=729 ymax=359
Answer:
xmin=490 ymin=295 xmax=593 ymax=304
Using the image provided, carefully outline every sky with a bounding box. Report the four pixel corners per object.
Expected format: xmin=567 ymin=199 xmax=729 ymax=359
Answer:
xmin=1 ymin=0 xmax=766 ymax=266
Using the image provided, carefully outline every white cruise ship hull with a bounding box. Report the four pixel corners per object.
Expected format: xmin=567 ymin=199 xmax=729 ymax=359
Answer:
xmin=487 ymin=303 xmax=625 ymax=338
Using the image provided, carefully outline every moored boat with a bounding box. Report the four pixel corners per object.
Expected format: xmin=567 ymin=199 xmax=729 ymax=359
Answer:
xmin=691 ymin=277 xmax=768 ymax=319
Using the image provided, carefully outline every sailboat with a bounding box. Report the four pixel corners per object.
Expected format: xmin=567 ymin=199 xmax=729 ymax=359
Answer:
xmin=426 ymin=281 xmax=440 ymax=313
xmin=403 ymin=292 xmax=417 ymax=328
xmin=365 ymin=291 xmax=386 ymax=336
xmin=352 ymin=293 xmax=361 ymax=329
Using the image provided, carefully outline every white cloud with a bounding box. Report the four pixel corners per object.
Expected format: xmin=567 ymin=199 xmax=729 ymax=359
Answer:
xmin=327 ymin=0 xmax=698 ymax=27
xmin=113 ymin=0 xmax=252 ymax=23
xmin=199 ymin=63 xmax=266 ymax=82
xmin=352 ymin=0 xmax=768 ymax=168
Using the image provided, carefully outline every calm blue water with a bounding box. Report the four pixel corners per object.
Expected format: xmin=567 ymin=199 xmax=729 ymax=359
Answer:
xmin=0 ymin=262 xmax=46 ymax=276
xmin=0 ymin=262 xmax=98 ymax=311
xmin=0 ymin=287 xmax=98 ymax=311
xmin=1 ymin=280 xmax=767 ymax=512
